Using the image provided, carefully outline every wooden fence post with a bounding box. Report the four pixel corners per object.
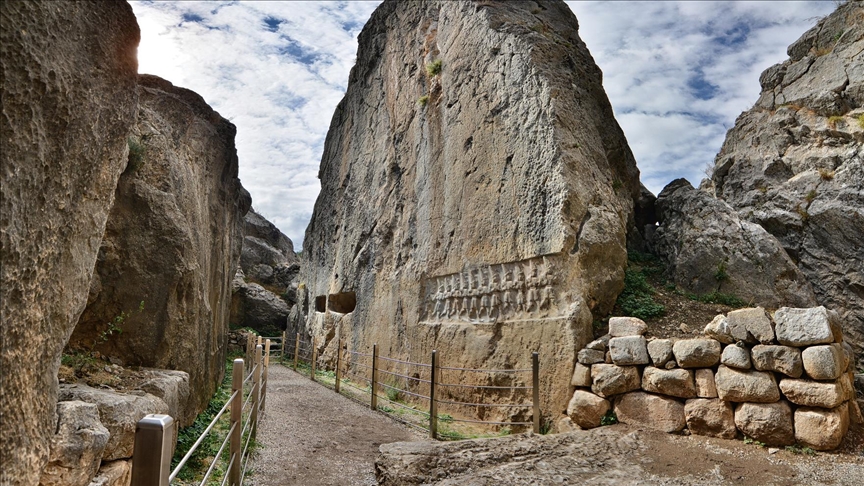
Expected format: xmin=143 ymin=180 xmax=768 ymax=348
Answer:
xmin=532 ymin=352 xmax=540 ymax=434
xmin=429 ymin=349 xmax=438 ymax=440
xmin=280 ymin=331 xmax=286 ymax=364
xmin=293 ymin=333 xmax=300 ymax=371
xmin=130 ymin=414 xmax=174 ymax=486
xmin=252 ymin=344 xmax=262 ymax=440
xmin=371 ymin=343 xmax=378 ymax=410
xmin=310 ymin=336 xmax=317 ymax=381
xmin=335 ymin=336 xmax=343 ymax=393
xmin=229 ymin=358 xmax=243 ymax=486
xmin=262 ymin=339 xmax=271 ymax=411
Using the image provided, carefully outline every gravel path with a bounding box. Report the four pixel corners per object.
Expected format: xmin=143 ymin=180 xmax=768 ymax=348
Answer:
xmin=246 ymin=364 xmax=426 ymax=486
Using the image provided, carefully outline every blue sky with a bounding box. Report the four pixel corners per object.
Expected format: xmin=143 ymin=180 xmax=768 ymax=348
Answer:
xmin=130 ymin=1 xmax=835 ymax=248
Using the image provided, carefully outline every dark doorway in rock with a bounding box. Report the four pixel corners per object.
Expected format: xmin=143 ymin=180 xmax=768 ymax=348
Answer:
xmin=328 ymin=291 xmax=356 ymax=314
xmin=315 ymin=295 xmax=326 ymax=313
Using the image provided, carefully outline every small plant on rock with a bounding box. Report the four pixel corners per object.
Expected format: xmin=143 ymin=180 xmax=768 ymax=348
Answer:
xmin=126 ymin=137 xmax=146 ymax=173
xmin=827 ymin=115 xmax=844 ymax=128
xmin=743 ymin=436 xmax=766 ymax=447
xmin=785 ymin=444 xmax=816 ymax=455
xmin=425 ymin=59 xmax=442 ymax=76
xmin=418 ymin=94 xmax=430 ymax=107
xmin=858 ymin=114 xmax=864 ymax=129
xmin=600 ymin=410 xmax=618 ymax=426
xmin=818 ymin=167 xmax=835 ymax=180
xmin=805 ymin=189 xmax=817 ymax=203
xmin=714 ymin=261 xmax=729 ymax=283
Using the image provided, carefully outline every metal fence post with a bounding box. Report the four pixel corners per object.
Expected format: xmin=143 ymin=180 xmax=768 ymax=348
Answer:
xmin=371 ymin=343 xmax=378 ymax=410
xmin=252 ymin=344 xmax=262 ymax=440
xmin=532 ymin=352 xmax=540 ymax=434
xmin=229 ymin=358 xmax=243 ymax=486
xmin=262 ymin=339 xmax=271 ymax=411
xmin=130 ymin=414 xmax=174 ymax=486
xmin=310 ymin=336 xmax=317 ymax=381
xmin=429 ymin=350 xmax=438 ymax=440
xmin=294 ymin=333 xmax=300 ymax=371
xmin=335 ymin=336 xmax=343 ymax=393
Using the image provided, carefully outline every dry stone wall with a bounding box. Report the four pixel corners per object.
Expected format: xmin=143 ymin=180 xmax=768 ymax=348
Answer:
xmin=567 ymin=307 xmax=860 ymax=450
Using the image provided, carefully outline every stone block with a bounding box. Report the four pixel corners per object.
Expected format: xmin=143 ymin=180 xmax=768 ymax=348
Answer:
xmin=734 ymin=401 xmax=795 ymax=446
xmin=641 ymin=367 xmax=696 ymax=399
xmin=704 ymin=314 xmax=735 ymax=344
xmin=684 ymin=398 xmax=737 ymax=439
xmin=585 ymin=335 xmax=610 ymax=351
xmin=841 ymin=341 xmax=855 ymax=372
xmin=802 ymin=344 xmax=844 ymax=380
xmin=89 ymin=460 xmax=132 ymax=486
xmin=715 ymin=366 xmax=780 ymax=403
xmin=566 ymin=390 xmax=610 ymax=429
xmin=720 ymin=344 xmax=751 ymax=369
xmin=726 ymin=307 xmax=775 ymax=344
xmin=695 ymin=369 xmax=718 ymax=398
xmin=779 ymin=377 xmax=851 ymax=409
xmin=647 ymin=339 xmax=674 ymax=367
xmin=773 ymin=306 xmax=835 ymax=347
xmin=608 ymin=316 xmax=648 ymax=337
xmin=751 ymin=345 xmax=803 ymax=378
xmin=571 ymin=363 xmax=592 ymax=387
xmin=577 ymin=348 xmax=605 ymax=365
xmin=673 ymin=338 xmax=722 ymax=368
xmin=590 ymin=364 xmax=641 ymax=398
xmin=614 ymin=392 xmax=686 ymax=433
xmin=39 ymin=401 xmax=109 ymax=486
xmin=609 ymin=336 xmax=649 ymax=366
xmin=794 ymin=404 xmax=850 ymax=451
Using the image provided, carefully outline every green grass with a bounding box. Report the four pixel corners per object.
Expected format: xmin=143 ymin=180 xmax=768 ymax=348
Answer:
xmin=743 ymin=436 xmax=766 ymax=447
xmin=417 ymin=94 xmax=429 ymax=106
xmin=686 ymin=291 xmax=746 ymax=307
xmin=616 ymin=268 xmax=666 ymax=320
xmin=425 ymin=59 xmax=442 ymax=76
xmin=785 ymin=444 xmax=816 ymax=455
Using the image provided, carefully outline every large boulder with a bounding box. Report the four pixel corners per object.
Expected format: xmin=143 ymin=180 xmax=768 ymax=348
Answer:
xmin=651 ymin=179 xmax=816 ymax=308
xmin=714 ymin=366 xmax=780 ymax=403
xmin=708 ymin=1 xmax=864 ymax=357
xmin=684 ymin=398 xmax=737 ymax=440
xmin=734 ymin=401 xmax=795 ymax=446
xmin=230 ymin=271 xmax=291 ymax=337
xmin=137 ymin=369 xmax=193 ymax=427
xmin=39 ymin=401 xmax=110 ymax=486
xmin=794 ymin=404 xmax=850 ymax=451
xmin=239 ymin=208 xmax=299 ymax=293
xmin=298 ymin=0 xmax=642 ymax=414
xmin=67 ymin=75 xmax=251 ymax=417
xmin=566 ymin=390 xmax=610 ymax=429
xmin=613 ymin=392 xmax=686 ymax=433
xmin=0 ymin=1 xmax=140 ymax=481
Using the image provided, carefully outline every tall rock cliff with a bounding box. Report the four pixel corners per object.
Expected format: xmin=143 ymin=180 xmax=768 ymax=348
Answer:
xmin=300 ymin=0 xmax=641 ymax=414
xmin=67 ymin=75 xmax=251 ymax=417
xmin=708 ymin=1 xmax=864 ymax=355
xmin=0 ymin=1 xmax=140 ymax=483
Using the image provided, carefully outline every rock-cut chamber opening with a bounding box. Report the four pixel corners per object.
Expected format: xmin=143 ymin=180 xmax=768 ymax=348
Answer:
xmin=327 ymin=291 xmax=356 ymax=314
xmin=315 ymin=295 xmax=326 ymax=313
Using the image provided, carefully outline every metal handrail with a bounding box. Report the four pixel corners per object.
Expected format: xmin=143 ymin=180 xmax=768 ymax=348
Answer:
xmin=446 ymin=417 xmax=532 ymax=426
xmin=376 ymin=381 xmax=430 ymax=401
xmin=376 ymin=368 xmax=431 ymax=383
xmin=346 ymin=349 xmax=372 ymax=357
xmin=438 ymin=365 xmax=531 ymax=373
xmin=437 ymin=382 xmax=531 ymax=390
xmin=377 ymin=355 xmax=431 ymax=367
xmin=197 ymin=421 xmax=236 ymax=486
xmin=219 ymin=454 xmax=235 ymax=486
xmin=435 ymin=397 xmax=532 ymax=408
xmin=168 ymin=389 xmax=238 ymax=481
xmin=376 ymin=394 xmax=431 ymax=417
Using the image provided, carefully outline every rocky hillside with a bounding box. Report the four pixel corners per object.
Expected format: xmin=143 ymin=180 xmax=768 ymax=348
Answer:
xmin=299 ymin=0 xmax=642 ymax=413
xmin=706 ymin=1 xmax=863 ymax=355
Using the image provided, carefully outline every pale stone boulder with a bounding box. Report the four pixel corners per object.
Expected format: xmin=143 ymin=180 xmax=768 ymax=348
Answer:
xmin=684 ymin=399 xmax=737 ymax=439
xmin=88 ymin=460 xmax=132 ymax=486
xmin=734 ymin=401 xmax=795 ymax=446
xmin=779 ymin=378 xmax=851 ymax=409
xmin=138 ymin=369 xmax=193 ymax=427
xmin=571 ymin=363 xmax=592 ymax=387
xmin=585 ymin=335 xmax=610 ymax=352
xmin=578 ymin=348 xmax=605 ymax=365
xmin=566 ymin=390 xmax=610 ymax=429
xmin=704 ymin=315 xmax=735 ymax=344
xmin=774 ymin=306 xmax=835 ymax=347
xmin=641 ymin=368 xmax=697 ymax=399
xmin=715 ymin=366 xmax=780 ymax=403
xmin=608 ymin=336 xmax=649 ymax=366
xmin=720 ymin=344 xmax=751 ymax=369
xmin=614 ymin=392 xmax=686 ymax=433
xmin=608 ymin=317 xmax=648 ymax=337
xmin=647 ymin=339 xmax=674 ymax=367
xmin=39 ymin=401 xmax=110 ymax=486
xmin=794 ymin=404 xmax=850 ymax=451
xmin=590 ymin=364 xmax=641 ymax=398
xmin=750 ymin=345 xmax=803 ymax=378
xmin=726 ymin=307 xmax=775 ymax=344
xmin=802 ymin=344 xmax=845 ymax=380
xmin=695 ymin=369 xmax=718 ymax=398
xmin=673 ymin=338 xmax=722 ymax=368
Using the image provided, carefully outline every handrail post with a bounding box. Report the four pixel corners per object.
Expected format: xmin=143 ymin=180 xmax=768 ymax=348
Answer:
xmin=429 ymin=350 xmax=438 ymax=440
xmin=130 ymin=414 xmax=174 ymax=486
xmin=280 ymin=331 xmax=286 ymax=364
xmin=335 ymin=336 xmax=343 ymax=393
xmin=371 ymin=344 xmax=378 ymax=410
xmin=229 ymin=358 xmax=243 ymax=486
xmin=262 ymin=339 xmax=271 ymax=412
xmin=245 ymin=333 xmax=252 ymax=368
xmin=252 ymin=344 xmax=262 ymax=440
xmin=310 ymin=336 xmax=317 ymax=381
xmin=532 ymin=352 xmax=540 ymax=434
xmin=257 ymin=335 xmax=263 ymax=347
xmin=294 ymin=333 xmax=300 ymax=371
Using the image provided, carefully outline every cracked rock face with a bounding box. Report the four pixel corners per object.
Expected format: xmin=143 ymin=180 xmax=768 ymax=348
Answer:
xmin=707 ymin=2 xmax=864 ymax=357
xmin=299 ymin=0 xmax=640 ymax=415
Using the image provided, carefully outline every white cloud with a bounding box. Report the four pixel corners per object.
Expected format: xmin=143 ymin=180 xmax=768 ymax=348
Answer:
xmin=131 ymin=0 xmax=834 ymax=248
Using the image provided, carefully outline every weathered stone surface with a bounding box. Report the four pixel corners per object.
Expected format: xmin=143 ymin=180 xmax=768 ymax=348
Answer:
xmin=751 ymin=345 xmax=803 ymax=378
xmin=137 ymin=369 xmax=192 ymax=427
xmin=695 ymin=369 xmax=718 ymax=398
xmin=39 ymin=401 xmax=110 ymax=486
xmin=778 ymin=377 xmax=851 ymax=409
xmin=0 ymin=2 xmax=140 ymax=481
xmin=721 ymin=344 xmax=751 ymax=369
xmin=88 ymin=460 xmax=131 ymax=486
xmin=67 ymin=75 xmax=251 ymax=417
xmin=608 ymin=317 xmax=648 ymax=337
xmin=726 ymin=307 xmax=775 ymax=344
xmin=570 ymin=363 xmax=592 ymax=387
xmin=566 ymin=390 xmax=610 ymax=429
xmin=734 ymin=401 xmax=795 ymax=446
xmin=651 ymin=179 xmax=816 ymax=309
xmin=673 ymin=339 xmax=722 ymax=368
xmin=795 ymin=404 xmax=850 ymax=451
xmin=585 ymin=335 xmax=610 ymax=352
xmin=240 ymin=208 xmax=298 ymax=290
xmin=684 ymin=399 xmax=737 ymax=439
xmin=591 ymin=364 xmax=641 ymax=398
xmin=230 ymin=272 xmax=291 ymax=337
xmin=774 ymin=307 xmax=837 ymax=347
xmin=609 ymin=336 xmax=649 ymax=366
xmin=704 ymin=315 xmax=735 ymax=344
xmin=647 ymin=339 xmax=674 ymax=368
xmin=578 ymin=349 xmax=605 ymax=365
xmin=298 ymin=0 xmax=642 ymax=415
xmin=614 ymin=392 xmax=686 ymax=433
xmin=715 ymin=366 xmax=780 ymax=403
xmin=59 ymin=385 xmax=169 ymax=461
xmin=641 ymin=368 xmax=696 ymax=399
xmin=842 ymin=341 xmax=856 ymax=372
xmin=709 ymin=0 xmax=864 ymax=356
xmin=801 ymin=344 xmax=845 ymax=380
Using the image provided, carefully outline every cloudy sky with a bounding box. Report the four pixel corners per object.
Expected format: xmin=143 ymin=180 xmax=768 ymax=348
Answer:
xmin=129 ymin=0 xmax=835 ymax=248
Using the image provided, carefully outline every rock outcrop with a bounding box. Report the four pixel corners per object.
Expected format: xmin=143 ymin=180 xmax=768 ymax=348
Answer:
xmin=299 ymin=0 xmax=641 ymax=415
xmin=0 ymin=1 xmax=140 ymax=483
xmin=67 ymin=74 xmax=251 ymax=416
xmin=707 ymin=1 xmax=864 ymax=355
xmin=230 ymin=270 xmax=291 ymax=337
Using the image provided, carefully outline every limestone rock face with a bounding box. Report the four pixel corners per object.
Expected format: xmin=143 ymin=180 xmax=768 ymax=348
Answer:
xmin=67 ymin=75 xmax=251 ymax=418
xmin=230 ymin=271 xmax=291 ymax=337
xmin=299 ymin=0 xmax=641 ymax=414
xmin=88 ymin=460 xmax=131 ymax=486
xmin=0 ymin=1 xmax=140 ymax=482
xmin=39 ymin=401 xmax=110 ymax=486
xmin=137 ymin=369 xmax=193 ymax=428
xmin=652 ymin=179 xmax=816 ymax=308
xmin=240 ymin=208 xmax=298 ymax=287
xmin=708 ymin=1 xmax=864 ymax=356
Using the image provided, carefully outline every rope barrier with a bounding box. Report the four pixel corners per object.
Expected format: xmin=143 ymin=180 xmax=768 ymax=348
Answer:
xmin=437 ymin=382 xmax=531 ymax=390
xmin=446 ymin=417 xmax=533 ymax=426
xmin=438 ymin=365 xmax=532 ymax=373
xmin=376 ymin=368 xmax=431 ymax=383
xmin=434 ymin=397 xmax=533 ymax=408
xmin=375 ymin=381 xmax=431 ymax=402
xmin=377 ymin=355 xmax=432 ymax=367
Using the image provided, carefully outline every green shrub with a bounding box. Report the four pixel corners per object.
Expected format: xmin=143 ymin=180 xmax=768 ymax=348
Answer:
xmin=616 ymin=269 xmax=665 ymax=320
xmin=425 ymin=59 xmax=442 ymax=76
xmin=126 ymin=137 xmax=145 ymax=173
xmin=418 ymin=95 xmax=429 ymax=106
xmin=687 ymin=291 xmax=745 ymax=307
xmin=600 ymin=410 xmax=618 ymax=426
xmin=714 ymin=261 xmax=729 ymax=282
xmin=785 ymin=444 xmax=816 ymax=455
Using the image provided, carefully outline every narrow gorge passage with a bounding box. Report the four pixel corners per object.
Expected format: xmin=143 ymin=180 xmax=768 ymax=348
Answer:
xmin=247 ymin=364 xmax=426 ymax=486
